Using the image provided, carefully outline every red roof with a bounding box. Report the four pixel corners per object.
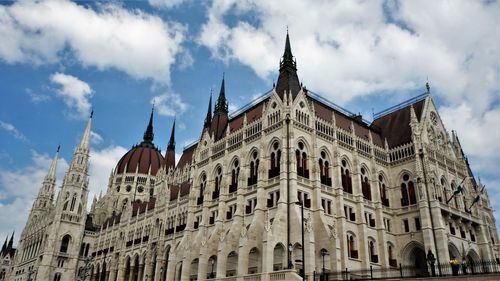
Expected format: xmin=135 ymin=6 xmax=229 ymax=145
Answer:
xmin=115 ymin=146 xmax=165 ymax=176
xmin=176 ymin=143 xmax=197 ymax=170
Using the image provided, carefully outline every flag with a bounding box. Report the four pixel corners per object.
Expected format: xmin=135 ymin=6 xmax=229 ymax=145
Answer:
xmin=452 ymin=185 xmax=464 ymax=196
xmin=468 ymin=184 xmax=485 ymax=211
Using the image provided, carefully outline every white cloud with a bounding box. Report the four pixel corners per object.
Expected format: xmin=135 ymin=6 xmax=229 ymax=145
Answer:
xmin=148 ymin=0 xmax=187 ymax=9
xmin=88 ymin=145 xmax=128 ymax=208
xmin=91 ymin=131 xmax=104 ymax=145
xmin=51 ymin=72 xmax=93 ymax=119
xmin=26 ymin=88 xmax=50 ymax=103
xmin=0 ymin=0 xmax=187 ymax=84
xmin=152 ymin=92 xmax=188 ymax=117
xmin=0 ymin=120 xmax=28 ymax=142
xmin=0 ymin=150 xmax=69 ymax=239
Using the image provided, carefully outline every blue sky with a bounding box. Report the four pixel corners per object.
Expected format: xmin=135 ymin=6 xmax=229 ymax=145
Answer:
xmin=1 ymin=0 xmax=500 ymax=241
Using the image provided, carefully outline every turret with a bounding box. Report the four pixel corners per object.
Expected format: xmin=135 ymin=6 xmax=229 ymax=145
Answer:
xmin=210 ymin=75 xmax=229 ymax=141
xmin=203 ymin=92 xmax=213 ymax=130
xmin=276 ymin=31 xmax=301 ymax=100
xmin=165 ymin=120 xmax=176 ymax=171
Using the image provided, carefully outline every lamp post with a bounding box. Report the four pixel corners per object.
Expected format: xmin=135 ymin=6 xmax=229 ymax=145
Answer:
xmin=160 ymin=267 xmax=164 ymax=281
xmin=296 ymin=201 xmax=305 ymax=281
xmin=427 ymin=249 xmax=436 ymax=277
xmin=288 ymin=243 xmax=293 ymax=269
xmin=320 ymin=249 xmax=328 ymax=281
xmin=210 ymin=258 xmax=215 ymax=279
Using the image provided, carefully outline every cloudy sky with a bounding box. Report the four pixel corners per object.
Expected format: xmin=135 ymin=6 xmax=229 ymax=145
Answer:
xmin=1 ymin=0 xmax=499 ymax=241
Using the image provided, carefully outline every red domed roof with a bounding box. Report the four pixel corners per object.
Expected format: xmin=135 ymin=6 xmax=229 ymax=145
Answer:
xmin=115 ymin=145 xmax=164 ymax=176
xmin=115 ymin=109 xmax=165 ymax=176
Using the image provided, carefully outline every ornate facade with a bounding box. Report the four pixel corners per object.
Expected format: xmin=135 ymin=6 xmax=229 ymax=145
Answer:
xmin=6 ymin=34 xmax=500 ymax=281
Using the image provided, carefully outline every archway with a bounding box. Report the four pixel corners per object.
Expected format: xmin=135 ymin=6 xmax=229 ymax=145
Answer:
xmin=273 ymin=243 xmax=286 ymax=271
xmin=207 ymin=255 xmax=217 ymax=279
xmin=402 ymin=242 xmax=428 ymax=277
xmin=226 ymin=251 xmax=238 ymax=277
xmin=248 ymin=247 xmax=261 ymax=274
xmin=190 ymin=258 xmax=199 ymax=280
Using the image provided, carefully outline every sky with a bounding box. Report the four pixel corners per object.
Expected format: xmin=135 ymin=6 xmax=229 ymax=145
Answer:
xmin=0 ymin=0 xmax=500 ymax=242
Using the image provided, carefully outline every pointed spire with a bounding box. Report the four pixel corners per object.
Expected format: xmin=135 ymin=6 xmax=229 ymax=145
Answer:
xmin=204 ymin=91 xmax=213 ymax=129
xmin=168 ymin=119 xmax=175 ymax=150
xmin=7 ymin=231 xmax=14 ymax=249
xmin=1 ymin=236 xmax=7 ymax=255
xmin=46 ymin=146 xmax=60 ymax=181
xmin=426 ymin=78 xmax=431 ymax=94
xmin=79 ymin=111 xmax=93 ymax=151
xmin=276 ymin=30 xmax=300 ymax=100
xmin=143 ymin=106 xmax=154 ymax=144
xmin=214 ymin=74 xmax=228 ymax=115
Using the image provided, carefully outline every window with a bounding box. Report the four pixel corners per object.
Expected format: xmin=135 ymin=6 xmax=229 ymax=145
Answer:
xmin=449 ymin=223 xmax=456 ymax=235
xmin=194 ymin=216 xmax=201 ymax=229
xmin=365 ymin=212 xmax=375 ymax=227
xmin=149 ymin=187 xmax=154 ymax=197
xmin=388 ymin=245 xmax=397 ymax=267
xmin=384 ymin=218 xmax=391 ymax=232
xmin=403 ymin=219 xmax=409 ymax=233
xmin=470 ymin=230 xmax=476 ymax=242
xmin=269 ymin=142 xmax=281 ymax=179
xmin=197 ymin=174 xmax=206 ymax=205
xmin=321 ymin=198 xmax=332 ymax=215
xmin=70 ymin=194 xmax=77 ymax=211
xmin=209 ymin=210 xmax=218 ymax=225
xmin=415 ymin=217 xmax=421 ymax=231
xmin=400 ymin=174 xmax=416 ymax=206
xmin=360 ymin=167 xmax=371 ymax=200
xmin=297 ymin=191 xmax=311 ymax=208
xmin=379 ymin=175 xmax=389 ymax=207
xmin=229 ymin=160 xmax=239 ymax=193
xmin=245 ymin=198 xmax=257 ymax=214
xmin=341 ymin=160 xmax=352 ymax=194
xmin=319 ymin=151 xmax=332 ymax=186
xmin=60 ymin=235 xmax=71 ymax=253
xmin=213 ymin=167 xmax=222 ymax=200
xmin=226 ymin=205 xmax=237 ymax=220
xmin=267 ymin=190 xmax=280 ymax=208
xmin=296 ymin=141 xmax=309 ymax=178
xmin=248 ymin=151 xmax=259 ymax=186
xmin=368 ymin=240 xmax=378 ymax=263
xmin=347 ymin=234 xmax=358 ymax=259
xmin=460 ymin=227 xmax=466 ymax=238
xmin=344 ymin=206 xmax=356 ymax=222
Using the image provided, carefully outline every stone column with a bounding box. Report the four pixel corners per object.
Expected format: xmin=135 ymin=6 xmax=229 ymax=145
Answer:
xmin=138 ymin=263 xmax=144 ymax=281
xmin=153 ymin=257 xmax=164 ymax=281
xmin=128 ymin=264 xmax=135 ymax=281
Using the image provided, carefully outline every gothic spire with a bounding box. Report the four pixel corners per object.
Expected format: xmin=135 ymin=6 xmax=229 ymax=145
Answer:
xmin=46 ymin=145 xmax=60 ymax=181
xmin=78 ymin=110 xmax=93 ymax=151
xmin=204 ymin=91 xmax=213 ymax=129
xmin=214 ymin=74 xmax=228 ymax=115
xmin=276 ymin=31 xmax=300 ymax=100
xmin=143 ymin=107 xmax=154 ymax=144
xmin=1 ymin=236 xmax=6 ymax=255
xmin=167 ymin=119 xmax=175 ymax=150
xmin=7 ymin=231 xmax=14 ymax=249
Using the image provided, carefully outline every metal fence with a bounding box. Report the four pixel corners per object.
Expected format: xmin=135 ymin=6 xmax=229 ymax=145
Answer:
xmin=311 ymin=260 xmax=500 ymax=280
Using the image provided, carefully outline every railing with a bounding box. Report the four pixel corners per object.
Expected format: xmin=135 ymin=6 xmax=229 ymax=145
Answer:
xmin=245 ymin=121 xmax=262 ymax=143
xmin=336 ymin=128 xmax=353 ymax=149
xmin=312 ymin=260 xmax=500 ymax=280
xmin=389 ymin=142 xmax=415 ymax=163
xmin=315 ymin=118 xmax=335 ymax=141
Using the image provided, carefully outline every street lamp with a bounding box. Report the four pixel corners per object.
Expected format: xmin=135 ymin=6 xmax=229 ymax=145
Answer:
xmin=426 ymin=249 xmax=436 ymax=277
xmin=210 ymin=258 xmax=215 ymax=279
xmin=296 ymin=201 xmax=305 ymax=281
xmin=320 ymin=249 xmax=328 ymax=281
xmin=288 ymin=243 xmax=293 ymax=269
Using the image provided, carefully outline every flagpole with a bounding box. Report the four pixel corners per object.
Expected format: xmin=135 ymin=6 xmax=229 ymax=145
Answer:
xmin=445 ymin=176 xmax=468 ymax=204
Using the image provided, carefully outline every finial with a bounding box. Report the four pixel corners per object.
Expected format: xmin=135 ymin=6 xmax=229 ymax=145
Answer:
xmin=426 ymin=77 xmax=430 ymax=93
xmin=57 ymin=145 xmax=60 ymax=153
xmin=90 ymin=109 xmax=94 ymax=119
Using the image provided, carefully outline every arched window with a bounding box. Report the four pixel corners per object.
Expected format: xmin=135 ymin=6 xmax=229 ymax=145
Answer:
xmin=388 ymin=244 xmax=396 ymax=267
xmin=70 ymin=194 xmax=77 ymax=211
xmin=368 ymin=239 xmax=378 ymax=263
xmin=441 ymin=178 xmax=447 ymax=203
xmin=347 ymin=233 xmax=358 ymax=259
xmin=319 ymin=150 xmax=331 ymax=186
xmin=361 ymin=167 xmax=371 ymax=201
xmin=213 ymin=167 xmax=222 ymax=200
xmin=379 ymin=174 xmax=389 ymax=207
xmin=197 ymin=174 xmax=206 ymax=205
xmin=269 ymin=142 xmax=281 ymax=179
xmin=296 ymin=141 xmax=309 ymax=178
xmin=60 ymin=235 xmax=71 ymax=253
xmin=341 ymin=160 xmax=352 ymax=194
xmin=401 ymin=174 xmax=416 ymax=206
xmin=248 ymin=151 xmax=259 ymax=186
xmin=229 ymin=159 xmax=240 ymax=193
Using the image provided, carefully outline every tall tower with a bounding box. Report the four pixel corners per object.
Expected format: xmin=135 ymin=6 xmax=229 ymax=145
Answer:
xmin=29 ymin=146 xmax=59 ymax=219
xmin=210 ymin=76 xmax=229 ymax=141
xmin=36 ymin=114 xmax=93 ymax=281
xmin=165 ymin=120 xmax=176 ymax=172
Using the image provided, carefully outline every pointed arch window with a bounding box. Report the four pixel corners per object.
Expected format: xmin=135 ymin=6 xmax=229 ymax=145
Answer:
xmin=341 ymin=160 xmax=353 ymax=194
xmin=379 ymin=175 xmax=389 ymax=207
xmin=347 ymin=233 xmax=358 ymax=259
xmin=368 ymin=239 xmax=378 ymax=263
xmin=60 ymin=235 xmax=71 ymax=253
xmin=213 ymin=167 xmax=222 ymax=200
xmin=401 ymin=174 xmax=416 ymax=206
xmin=296 ymin=141 xmax=309 ymax=178
xmin=248 ymin=151 xmax=259 ymax=186
xmin=197 ymin=174 xmax=206 ymax=205
xmin=229 ymin=160 xmax=240 ymax=193
xmin=319 ymin=151 xmax=331 ymax=186
xmin=70 ymin=194 xmax=77 ymax=211
xmin=269 ymin=142 xmax=281 ymax=179
xmin=361 ymin=167 xmax=371 ymax=201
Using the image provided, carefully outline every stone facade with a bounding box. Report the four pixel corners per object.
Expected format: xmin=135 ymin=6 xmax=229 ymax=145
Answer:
xmin=6 ymin=35 xmax=500 ymax=281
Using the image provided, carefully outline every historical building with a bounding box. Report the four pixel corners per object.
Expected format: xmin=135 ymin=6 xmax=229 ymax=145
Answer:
xmin=1 ymin=233 xmax=15 ymax=280
xmin=6 ymin=33 xmax=500 ymax=281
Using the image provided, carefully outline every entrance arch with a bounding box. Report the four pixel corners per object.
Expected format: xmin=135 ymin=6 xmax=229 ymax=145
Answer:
xmin=401 ymin=242 xmax=428 ymax=277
